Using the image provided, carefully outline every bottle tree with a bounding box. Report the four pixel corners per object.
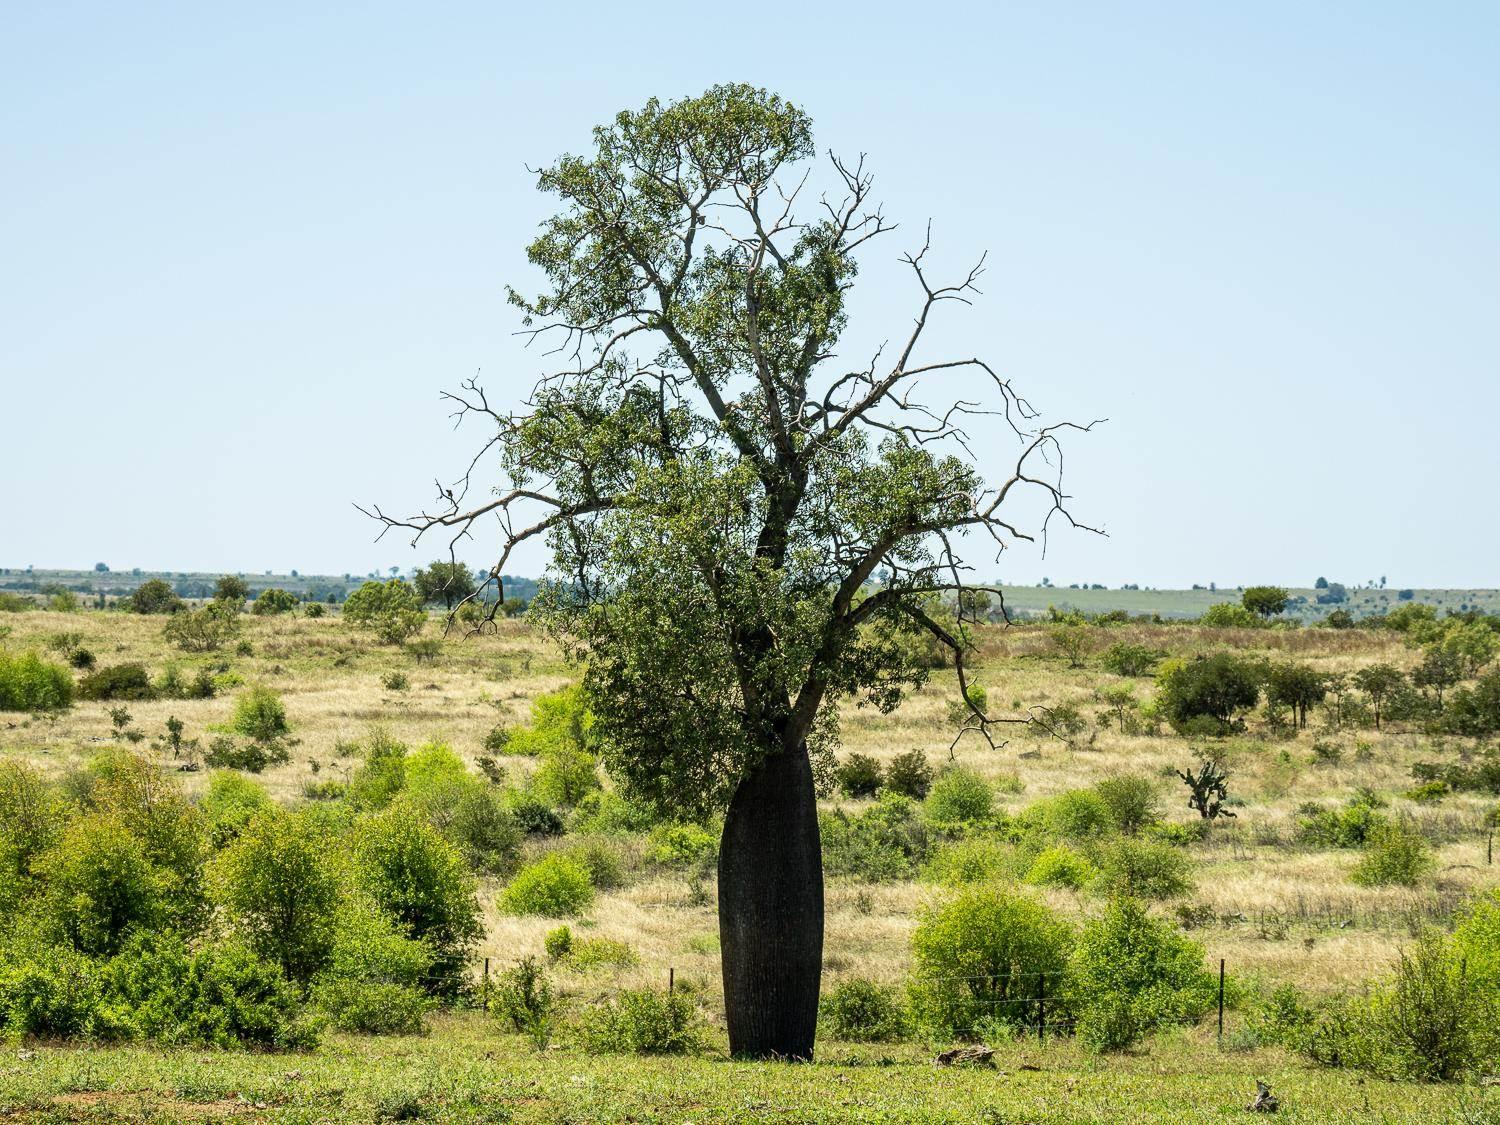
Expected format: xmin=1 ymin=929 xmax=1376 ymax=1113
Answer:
xmin=364 ymin=85 xmax=1098 ymax=1059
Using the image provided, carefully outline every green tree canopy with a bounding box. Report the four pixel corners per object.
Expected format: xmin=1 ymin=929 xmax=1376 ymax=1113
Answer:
xmin=1241 ymin=585 xmax=1289 ymax=618
xmin=413 ymin=561 xmax=477 ymax=610
xmin=365 ymin=84 xmax=1097 ymax=1059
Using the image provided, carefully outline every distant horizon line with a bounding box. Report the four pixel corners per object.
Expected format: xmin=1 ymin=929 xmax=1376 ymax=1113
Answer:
xmin=1 ymin=564 xmax=1491 ymax=596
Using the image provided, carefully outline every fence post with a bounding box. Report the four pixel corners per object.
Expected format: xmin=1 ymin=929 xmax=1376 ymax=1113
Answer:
xmin=1488 ymin=830 xmax=1493 ymax=866
xmin=1037 ymin=972 xmax=1046 ymax=1043
xmin=482 ymin=957 xmax=490 ymax=1013
xmin=1217 ymin=959 xmax=1225 ymax=1043
xmin=669 ymin=966 xmax=675 ymax=995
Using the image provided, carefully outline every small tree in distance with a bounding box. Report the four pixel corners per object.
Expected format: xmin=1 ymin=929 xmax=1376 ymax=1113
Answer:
xmin=414 ymin=561 xmax=477 ymax=610
xmin=1242 ymin=586 xmax=1290 ymax=619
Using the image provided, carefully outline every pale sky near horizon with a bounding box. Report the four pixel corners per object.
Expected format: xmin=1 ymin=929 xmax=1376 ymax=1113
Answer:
xmin=3 ymin=2 xmax=1497 ymax=589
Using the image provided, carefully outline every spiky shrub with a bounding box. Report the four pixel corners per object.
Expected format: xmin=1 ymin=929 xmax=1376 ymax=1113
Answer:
xmin=1176 ymin=759 xmax=1237 ymax=820
xmin=493 ymin=955 xmax=558 ymax=1048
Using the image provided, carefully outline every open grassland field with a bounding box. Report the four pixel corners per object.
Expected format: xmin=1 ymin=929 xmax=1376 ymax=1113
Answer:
xmin=2 ymin=1017 xmax=1497 ymax=1123
xmin=1 ymin=599 xmax=1498 ymax=1122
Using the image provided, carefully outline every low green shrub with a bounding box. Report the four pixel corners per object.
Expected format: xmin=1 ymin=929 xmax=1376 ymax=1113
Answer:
xmin=647 ymin=823 xmax=717 ymax=869
xmin=576 ymin=987 xmax=702 ymax=1055
xmin=1024 ymin=844 xmax=1097 ymax=890
xmin=100 ymin=931 xmax=317 ymax=1049
xmin=0 ymin=651 xmax=75 ymax=712
xmin=231 ymin=687 xmax=291 ymax=743
xmin=200 ymin=772 xmax=273 ymax=849
xmin=500 ymin=853 xmax=594 ymax=916
xmin=310 ymin=977 xmax=432 ymax=1035
xmin=1092 ymin=776 xmax=1162 ymax=835
xmin=202 ymin=736 xmax=290 ymax=773
xmin=821 ymin=794 xmax=930 ymax=882
xmin=508 ymin=794 xmax=565 ymax=837
xmin=923 ymin=767 xmax=993 ymax=826
xmin=543 ymin=925 xmax=573 ymax=962
xmin=908 ymin=888 xmax=1072 ymax=1036
xmin=1351 ymin=821 xmax=1433 ymax=887
xmin=569 ymin=937 xmax=637 ymax=971
xmin=1092 ymin=837 xmax=1194 ymax=900
xmin=493 ymin=956 xmax=558 ymax=1048
xmin=77 ymin=662 xmax=155 ymax=702
xmin=923 ymin=838 xmax=1010 ymax=886
xmin=566 ymin=839 xmax=624 ymax=890
xmin=820 ymin=978 xmax=908 ymax=1042
xmin=883 ymin=750 xmax=934 ymax=799
xmin=1068 ymin=897 xmax=1217 ymax=1051
xmin=835 ymin=753 xmax=884 ymax=798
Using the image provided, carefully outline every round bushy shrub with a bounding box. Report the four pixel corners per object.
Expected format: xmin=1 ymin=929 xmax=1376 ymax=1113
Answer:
xmin=0 ymin=651 xmax=75 ymax=712
xmin=352 ymin=806 xmax=482 ymax=973
xmin=199 ymin=771 xmax=272 ymax=849
xmin=1093 ymin=837 xmax=1194 ymax=900
xmin=76 ymin=662 xmax=155 ymax=701
xmin=908 ymin=888 xmax=1072 ymax=1035
xmin=1024 ymin=845 xmax=1097 ymax=890
xmin=1352 ymin=821 xmax=1433 ymax=887
xmin=343 ymin=580 xmax=426 ymax=644
xmin=820 ymin=978 xmax=908 ymax=1042
xmin=923 ymin=838 xmax=1009 ymax=886
xmin=231 ymin=687 xmax=290 ymax=743
xmin=836 ymin=752 xmax=884 ymax=798
xmin=1068 ymin=897 xmax=1217 ymax=1050
xmin=1092 ymin=776 xmax=1162 ymax=835
xmin=1154 ymin=653 xmax=1264 ymax=734
xmin=508 ymin=793 xmax=565 ymax=837
xmin=37 ymin=814 xmax=164 ymax=955
xmin=1034 ymin=790 xmax=1113 ymax=839
xmin=251 ymin=588 xmax=299 ymax=616
xmin=883 ymin=749 xmax=934 ymax=799
xmin=500 ymin=853 xmax=594 ymax=917
xmin=532 ymin=745 xmax=602 ymax=807
xmin=310 ymin=898 xmax=437 ymax=1034
xmin=923 ymin=766 xmax=993 ymax=826
xmin=128 ymin=579 xmax=183 ymax=615
xmin=209 ymin=811 xmax=340 ymax=982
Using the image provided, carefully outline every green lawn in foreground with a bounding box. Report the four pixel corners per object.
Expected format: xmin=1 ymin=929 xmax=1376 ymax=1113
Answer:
xmin=0 ymin=1014 xmax=1492 ymax=1123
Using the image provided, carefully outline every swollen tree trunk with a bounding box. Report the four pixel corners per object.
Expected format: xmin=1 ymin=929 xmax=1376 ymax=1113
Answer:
xmin=717 ymin=741 xmax=824 ymax=1060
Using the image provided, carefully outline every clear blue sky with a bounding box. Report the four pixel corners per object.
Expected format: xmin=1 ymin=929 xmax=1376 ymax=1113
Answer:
xmin=4 ymin=2 xmax=1497 ymax=588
